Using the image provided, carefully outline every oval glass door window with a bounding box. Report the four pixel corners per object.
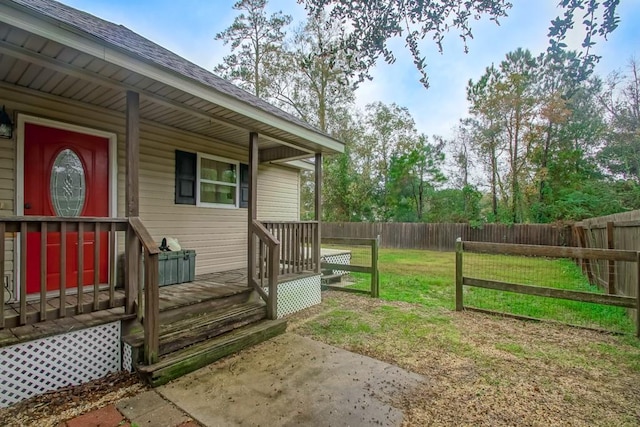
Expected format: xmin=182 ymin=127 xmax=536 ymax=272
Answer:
xmin=50 ymin=148 xmax=86 ymax=217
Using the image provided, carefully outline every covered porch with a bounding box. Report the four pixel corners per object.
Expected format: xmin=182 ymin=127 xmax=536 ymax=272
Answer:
xmin=0 ymin=0 xmax=343 ymax=396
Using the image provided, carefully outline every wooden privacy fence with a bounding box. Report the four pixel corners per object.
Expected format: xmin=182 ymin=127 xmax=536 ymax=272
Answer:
xmin=573 ymin=210 xmax=640 ymax=314
xmin=455 ymin=239 xmax=640 ymax=337
xmin=324 ymin=222 xmax=574 ymax=251
xmin=321 ymin=236 xmax=380 ymax=297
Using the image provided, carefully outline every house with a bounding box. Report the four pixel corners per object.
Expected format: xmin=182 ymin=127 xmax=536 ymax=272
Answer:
xmin=0 ymin=0 xmax=344 ymax=406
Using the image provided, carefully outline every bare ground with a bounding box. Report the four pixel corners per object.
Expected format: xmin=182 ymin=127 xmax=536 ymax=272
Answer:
xmin=288 ymin=291 xmax=640 ymax=427
xmin=3 ymin=290 xmax=639 ymax=426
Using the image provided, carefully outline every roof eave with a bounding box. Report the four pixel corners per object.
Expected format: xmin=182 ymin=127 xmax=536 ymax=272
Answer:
xmin=0 ymin=1 xmax=345 ymax=154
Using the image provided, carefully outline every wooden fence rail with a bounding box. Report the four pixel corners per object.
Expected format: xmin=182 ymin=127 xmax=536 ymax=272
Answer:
xmin=455 ymin=239 xmax=640 ymax=337
xmin=323 ymin=222 xmax=574 ymax=251
xmin=321 ymin=236 xmax=380 ymax=297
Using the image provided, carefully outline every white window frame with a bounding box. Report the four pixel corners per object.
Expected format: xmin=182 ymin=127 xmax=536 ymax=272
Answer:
xmin=196 ymin=152 xmax=240 ymax=209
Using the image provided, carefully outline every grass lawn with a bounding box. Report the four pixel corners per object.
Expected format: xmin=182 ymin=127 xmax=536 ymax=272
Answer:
xmin=341 ymin=248 xmax=635 ymax=333
xmin=288 ymin=292 xmax=640 ymax=426
xmin=290 ymin=247 xmax=640 ymax=424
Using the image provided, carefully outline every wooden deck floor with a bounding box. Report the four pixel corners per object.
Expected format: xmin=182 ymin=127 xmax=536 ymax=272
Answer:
xmin=158 ymin=269 xmax=249 ymax=311
xmin=1 ymin=267 xmax=316 ymax=347
xmin=1 ymin=269 xmax=252 ymax=344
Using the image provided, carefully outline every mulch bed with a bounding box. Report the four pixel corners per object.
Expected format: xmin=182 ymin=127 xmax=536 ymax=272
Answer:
xmin=0 ymin=372 xmax=145 ymax=427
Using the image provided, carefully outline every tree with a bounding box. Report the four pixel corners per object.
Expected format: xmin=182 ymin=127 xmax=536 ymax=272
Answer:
xmin=388 ymin=134 xmax=446 ymax=221
xmin=214 ymin=0 xmax=292 ymax=98
xmin=599 ymin=59 xmax=640 ymax=184
xmin=529 ymin=63 xmax=606 ymax=222
xmin=466 ymin=63 xmax=507 ymax=220
xmin=272 ymin=12 xmax=356 ymax=133
xmin=443 ymin=120 xmax=481 ymax=221
xmin=302 ymin=0 xmax=620 ymax=89
xmin=361 ymin=102 xmax=417 ymax=220
xmin=467 ymin=49 xmax=538 ymax=223
xmin=320 ymin=110 xmax=372 ymax=221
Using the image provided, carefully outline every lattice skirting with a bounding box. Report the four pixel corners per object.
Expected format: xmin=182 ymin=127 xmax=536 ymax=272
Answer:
xmin=122 ymin=342 xmax=133 ymax=373
xmin=0 ymin=322 xmax=123 ymax=408
xmin=266 ymin=274 xmax=321 ymax=318
xmin=322 ymin=252 xmax=351 ymax=276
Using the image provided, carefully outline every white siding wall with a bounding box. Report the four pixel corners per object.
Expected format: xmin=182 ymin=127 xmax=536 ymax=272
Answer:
xmin=0 ymin=85 xmax=301 ymax=282
xmin=0 ymin=99 xmax=17 ymax=301
xmin=257 ymin=164 xmax=300 ymax=221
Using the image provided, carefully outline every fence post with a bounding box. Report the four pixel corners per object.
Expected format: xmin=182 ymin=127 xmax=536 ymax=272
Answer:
xmin=607 ymin=221 xmax=615 ymax=294
xmin=371 ymin=235 xmax=380 ymax=298
xmin=636 ymin=252 xmax=640 ymax=338
xmin=455 ymin=238 xmax=463 ymax=311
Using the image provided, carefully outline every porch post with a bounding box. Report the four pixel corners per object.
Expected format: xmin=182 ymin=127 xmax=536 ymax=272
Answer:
xmin=248 ymin=132 xmax=259 ymax=286
xmin=126 ymin=90 xmax=140 ymax=217
xmin=125 ymin=90 xmax=140 ymax=313
xmin=314 ymin=152 xmax=322 ymax=273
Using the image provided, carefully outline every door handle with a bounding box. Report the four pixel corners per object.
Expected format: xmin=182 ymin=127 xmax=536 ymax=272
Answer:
xmin=24 ymin=203 xmax=31 ymax=210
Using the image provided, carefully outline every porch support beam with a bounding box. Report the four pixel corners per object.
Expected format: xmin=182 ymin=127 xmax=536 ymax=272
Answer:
xmin=248 ymin=132 xmax=259 ymax=287
xmin=125 ymin=91 xmax=140 ymax=314
xmin=314 ymin=153 xmax=322 ymax=273
xmin=259 ymin=146 xmax=310 ymax=163
xmin=126 ymin=91 xmax=140 ymax=217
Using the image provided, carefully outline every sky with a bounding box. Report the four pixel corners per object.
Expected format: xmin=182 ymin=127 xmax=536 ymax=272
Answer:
xmin=59 ymin=0 xmax=640 ymax=139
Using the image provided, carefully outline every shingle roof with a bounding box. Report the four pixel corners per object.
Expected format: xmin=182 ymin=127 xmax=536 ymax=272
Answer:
xmin=10 ymin=0 xmax=335 ymax=142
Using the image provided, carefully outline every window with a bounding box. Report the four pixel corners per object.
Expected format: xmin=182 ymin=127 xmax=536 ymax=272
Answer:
xmin=197 ymin=153 xmax=238 ymax=207
xmin=174 ymin=150 xmax=249 ymax=208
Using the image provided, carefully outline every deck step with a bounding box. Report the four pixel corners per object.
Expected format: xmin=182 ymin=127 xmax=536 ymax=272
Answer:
xmin=321 ymin=273 xmax=343 ymax=284
xmin=124 ymin=302 xmax=267 ymax=356
xmin=137 ymin=318 xmax=287 ymax=387
xmin=159 ymin=287 xmax=254 ymax=324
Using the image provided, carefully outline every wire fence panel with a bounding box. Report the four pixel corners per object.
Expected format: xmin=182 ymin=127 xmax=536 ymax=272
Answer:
xmin=456 ymin=240 xmax=640 ymax=335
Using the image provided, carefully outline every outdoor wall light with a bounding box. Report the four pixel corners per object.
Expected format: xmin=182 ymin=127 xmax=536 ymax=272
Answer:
xmin=0 ymin=105 xmax=13 ymax=139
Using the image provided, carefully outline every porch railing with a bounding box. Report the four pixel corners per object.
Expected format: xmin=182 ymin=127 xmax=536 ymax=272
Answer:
xmin=262 ymin=221 xmax=319 ymax=275
xmin=249 ymin=219 xmax=279 ymax=319
xmin=0 ymin=217 xmax=129 ymax=328
xmin=0 ymin=216 xmax=161 ymax=364
xmin=128 ymin=217 xmax=160 ymax=364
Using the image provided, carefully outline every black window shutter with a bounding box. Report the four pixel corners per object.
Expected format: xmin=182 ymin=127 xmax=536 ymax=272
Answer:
xmin=175 ymin=150 xmax=196 ymax=205
xmin=239 ymin=163 xmax=249 ymax=208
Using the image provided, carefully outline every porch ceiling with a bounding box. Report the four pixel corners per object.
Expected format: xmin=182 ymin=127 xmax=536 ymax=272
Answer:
xmin=0 ymin=21 xmax=327 ymax=157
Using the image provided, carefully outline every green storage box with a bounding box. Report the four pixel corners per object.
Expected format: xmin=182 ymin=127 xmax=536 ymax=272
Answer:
xmin=177 ymin=250 xmax=196 ymax=284
xmin=158 ymin=251 xmax=181 ymax=286
xmin=158 ymin=249 xmax=196 ymax=286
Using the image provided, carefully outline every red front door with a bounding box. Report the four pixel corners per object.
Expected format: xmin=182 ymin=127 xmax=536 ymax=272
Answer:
xmin=24 ymin=123 xmax=110 ymax=294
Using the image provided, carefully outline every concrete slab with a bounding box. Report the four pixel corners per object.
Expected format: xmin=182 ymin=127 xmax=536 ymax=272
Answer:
xmin=130 ymin=403 xmax=190 ymax=427
xmin=117 ymin=390 xmax=190 ymax=427
xmin=116 ymin=390 xmax=166 ymax=419
xmin=158 ymin=333 xmax=424 ymax=427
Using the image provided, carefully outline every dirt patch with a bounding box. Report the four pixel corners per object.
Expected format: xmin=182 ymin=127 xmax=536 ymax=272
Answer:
xmin=3 ymin=290 xmax=639 ymax=426
xmin=288 ymin=291 xmax=640 ymax=426
xmin=0 ymin=372 xmax=146 ymax=427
